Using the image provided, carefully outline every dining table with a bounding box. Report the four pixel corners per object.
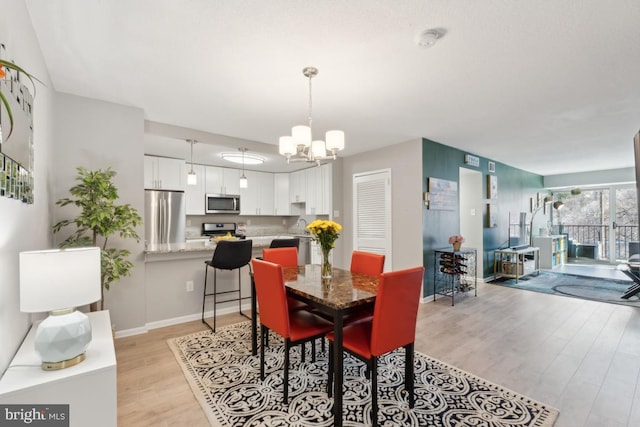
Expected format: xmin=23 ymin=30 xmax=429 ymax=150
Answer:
xmin=249 ymin=263 xmax=379 ymax=427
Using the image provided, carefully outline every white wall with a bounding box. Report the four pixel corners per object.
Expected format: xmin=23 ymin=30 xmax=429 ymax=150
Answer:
xmin=0 ymin=0 xmax=55 ymax=374
xmin=52 ymin=93 xmax=146 ymax=331
xmin=341 ymin=139 xmax=423 ymax=271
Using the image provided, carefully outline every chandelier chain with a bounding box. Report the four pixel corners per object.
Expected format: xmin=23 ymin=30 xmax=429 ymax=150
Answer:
xmin=308 ymin=72 xmax=313 ymax=140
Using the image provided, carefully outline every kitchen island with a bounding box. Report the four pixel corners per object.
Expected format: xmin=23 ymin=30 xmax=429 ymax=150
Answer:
xmin=142 ymin=235 xmax=311 ymax=333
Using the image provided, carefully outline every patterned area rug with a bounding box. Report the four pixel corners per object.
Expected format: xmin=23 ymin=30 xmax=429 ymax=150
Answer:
xmin=492 ymin=270 xmax=640 ymax=307
xmin=168 ymin=321 xmax=559 ymax=426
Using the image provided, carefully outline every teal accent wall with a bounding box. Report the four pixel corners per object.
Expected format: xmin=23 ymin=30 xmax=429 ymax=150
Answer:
xmin=422 ymin=138 xmax=543 ymax=295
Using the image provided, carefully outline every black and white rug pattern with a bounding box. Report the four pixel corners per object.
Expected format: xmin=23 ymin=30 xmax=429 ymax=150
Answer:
xmin=168 ymin=322 xmax=558 ymax=426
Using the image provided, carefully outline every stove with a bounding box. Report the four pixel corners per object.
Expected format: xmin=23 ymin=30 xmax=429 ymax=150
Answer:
xmin=201 ymin=222 xmax=245 ymax=239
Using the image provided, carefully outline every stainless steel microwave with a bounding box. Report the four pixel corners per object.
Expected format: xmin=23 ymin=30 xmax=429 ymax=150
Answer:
xmin=205 ymin=194 xmax=241 ymax=214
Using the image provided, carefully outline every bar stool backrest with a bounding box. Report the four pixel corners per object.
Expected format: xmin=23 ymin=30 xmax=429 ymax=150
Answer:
xmin=269 ymin=238 xmax=300 ymax=249
xmin=209 ymin=239 xmax=253 ymax=270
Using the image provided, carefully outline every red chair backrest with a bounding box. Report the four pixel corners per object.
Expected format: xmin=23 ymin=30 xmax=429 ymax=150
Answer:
xmin=251 ymin=258 xmax=290 ymax=338
xmin=263 ymin=247 xmax=298 ymax=268
xmin=370 ymin=266 xmax=424 ymax=356
xmin=350 ymin=251 xmax=385 ymax=277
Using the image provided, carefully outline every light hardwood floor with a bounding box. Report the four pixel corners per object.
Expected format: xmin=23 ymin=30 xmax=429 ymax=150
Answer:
xmin=115 ymin=282 xmax=640 ymax=426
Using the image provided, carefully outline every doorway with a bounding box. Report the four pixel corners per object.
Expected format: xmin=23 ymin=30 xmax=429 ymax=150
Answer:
xmin=459 ymin=168 xmax=484 ymax=275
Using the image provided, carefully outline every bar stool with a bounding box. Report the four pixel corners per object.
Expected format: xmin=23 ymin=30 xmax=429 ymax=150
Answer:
xmin=269 ymin=237 xmax=300 ymax=250
xmin=202 ymin=239 xmax=253 ymax=332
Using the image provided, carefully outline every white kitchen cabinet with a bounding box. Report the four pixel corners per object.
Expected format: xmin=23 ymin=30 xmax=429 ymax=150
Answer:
xmin=144 ymin=155 xmax=185 ymax=191
xmin=240 ymin=170 xmax=274 ymax=215
xmin=289 ymin=169 xmax=306 ymax=203
xmin=205 ymin=166 xmax=240 ymax=195
xmin=305 ymin=163 xmax=332 ymax=215
xmin=185 ymin=164 xmax=206 ymax=215
xmin=274 ymin=173 xmax=290 ymax=216
xmin=0 ymin=311 xmax=117 ymax=427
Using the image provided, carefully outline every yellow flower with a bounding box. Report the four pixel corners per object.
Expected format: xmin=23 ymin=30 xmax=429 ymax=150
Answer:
xmin=306 ymin=220 xmax=342 ymax=252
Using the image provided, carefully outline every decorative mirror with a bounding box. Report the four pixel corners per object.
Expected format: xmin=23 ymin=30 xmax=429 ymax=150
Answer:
xmin=0 ymin=43 xmax=34 ymax=204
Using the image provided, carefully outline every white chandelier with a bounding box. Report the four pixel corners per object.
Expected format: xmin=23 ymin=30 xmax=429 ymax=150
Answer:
xmin=279 ymin=67 xmax=344 ymax=164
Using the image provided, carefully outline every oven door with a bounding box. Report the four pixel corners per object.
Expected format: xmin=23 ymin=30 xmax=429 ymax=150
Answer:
xmin=205 ymin=194 xmax=240 ymax=214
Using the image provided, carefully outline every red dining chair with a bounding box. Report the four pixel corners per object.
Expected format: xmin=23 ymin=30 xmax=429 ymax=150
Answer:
xmin=262 ymin=247 xmax=315 ymax=354
xmin=262 ymin=247 xmax=309 ymax=312
xmin=345 ymin=251 xmax=386 ymax=324
xmin=252 ymin=258 xmax=334 ymax=404
xmin=327 ymin=266 xmax=424 ymax=427
xmin=350 ymin=250 xmax=385 ymax=277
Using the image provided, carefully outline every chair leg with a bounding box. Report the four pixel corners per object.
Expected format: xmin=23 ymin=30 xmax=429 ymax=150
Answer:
xmin=213 ymin=268 xmax=218 ymax=332
xmin=284 ymin=339 xmax=290 ymax=404
xmin=371 ymin=356 xmax=378 ymax=427
xmin=201 ymin=266 xmax=208 ymax=326
xmin=238 ymin=267 xmax=243 ymax=315
xmin=406 ymin=343 xmax=415 ymax=408
xmin=327 ymin=340 xmax=334 ymax=397
xmin=301 ymin=341 xmax=306 ymax=363
xmin=311 ymin=340 xmax=316 ymax=363
xmin=260 ymin=326 xmax=266 ymax=381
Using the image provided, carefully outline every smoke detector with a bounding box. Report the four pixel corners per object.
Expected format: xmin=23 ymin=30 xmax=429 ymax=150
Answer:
xmin=415 ymin=29 xmax=441 ymax=48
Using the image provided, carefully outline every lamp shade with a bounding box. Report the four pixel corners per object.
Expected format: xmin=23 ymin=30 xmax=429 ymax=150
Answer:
xmin=311 ymin=140 xmax=326 ymax=158
xmin=279 ymin=136 xmax=296 ymax=156
xmin=20 ymin=247 xmax=101 ymax=313
xmin=292 ymin=125 xmax=311 ymax=147
xmin=187 ymin=170 xmax=197 ymax=185
xmin=325 ymin=130 xmax=345 ymax=151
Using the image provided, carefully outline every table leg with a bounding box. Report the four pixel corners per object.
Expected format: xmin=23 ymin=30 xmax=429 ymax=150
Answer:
xmin=250 ymin=273 xmax=257 ymax=356
xmin=333 ymin=312 xmax=344 ymax=427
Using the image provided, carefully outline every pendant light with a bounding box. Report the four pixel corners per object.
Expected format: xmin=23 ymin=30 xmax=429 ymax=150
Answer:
xmin=187 ymin=139 xmax=197 ymax=185
xmin=239 ymin=148 xmax=248 ymax=188
xmin=279 ymin=67 xmax=344 ymax=165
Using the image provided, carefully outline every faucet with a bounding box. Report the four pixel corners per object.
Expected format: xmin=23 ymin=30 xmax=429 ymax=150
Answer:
xmin=296 ymin=218 xmax=308 ymax=233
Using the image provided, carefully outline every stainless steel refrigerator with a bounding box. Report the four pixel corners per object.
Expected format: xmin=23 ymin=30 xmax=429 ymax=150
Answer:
xmin=145 ymin=190 xmax=186 ymax=245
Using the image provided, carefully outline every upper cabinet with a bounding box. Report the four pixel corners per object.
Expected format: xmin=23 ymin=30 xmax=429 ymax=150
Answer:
xmin=240 ymin=171 xmax=274 ymax=215
xmin=305 ymin=164 xmax=332 ymax=215
xmin=205 ymin=166 xmax=240 ymax=195
xmin=185 ymin=164 xmax=206 ymax=215
xmin=144 ymin=155 xmax=185 ymax=191
xmin=289 ymin=169 xmax=306 ymax=203
xmin=273 ymin=173 xmax=290 ymax=216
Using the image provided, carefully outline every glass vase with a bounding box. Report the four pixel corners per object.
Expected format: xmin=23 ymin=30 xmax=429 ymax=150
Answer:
xmin=321 ymin=247 xmax=332 ymax=279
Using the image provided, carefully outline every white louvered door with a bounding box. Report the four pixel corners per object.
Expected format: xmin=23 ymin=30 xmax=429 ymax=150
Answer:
xmin=353 ymin=169 xmax=392 ymax=271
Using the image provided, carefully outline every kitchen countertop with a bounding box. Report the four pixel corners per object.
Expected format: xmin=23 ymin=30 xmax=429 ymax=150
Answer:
xmin=145 ymin=234 xmax=311 ymax=255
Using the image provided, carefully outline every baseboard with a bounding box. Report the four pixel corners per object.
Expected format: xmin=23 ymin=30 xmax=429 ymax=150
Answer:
xmin=114 ymin=302 xmax=253 ymax=339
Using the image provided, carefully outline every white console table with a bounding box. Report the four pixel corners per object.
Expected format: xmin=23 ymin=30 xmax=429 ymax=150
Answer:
xmin=0 ymin=311 xmax=117 ymax=426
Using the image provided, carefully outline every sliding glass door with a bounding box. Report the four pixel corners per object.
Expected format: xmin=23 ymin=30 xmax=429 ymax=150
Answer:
xmin=554 ymin=185 xmax=637 ymax=263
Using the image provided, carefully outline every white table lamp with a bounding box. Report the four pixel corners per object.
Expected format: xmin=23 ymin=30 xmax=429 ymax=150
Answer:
xmin=19 ymin=247 xmax=102 ymax=370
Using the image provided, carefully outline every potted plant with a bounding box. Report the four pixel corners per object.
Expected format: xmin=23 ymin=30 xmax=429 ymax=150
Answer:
xmin=52 ymin=167 xmax=142 ymax=311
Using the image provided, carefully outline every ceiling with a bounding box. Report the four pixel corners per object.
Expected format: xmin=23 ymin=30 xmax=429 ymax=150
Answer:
xmin=25 ymin=0 xmax=640 ymax=176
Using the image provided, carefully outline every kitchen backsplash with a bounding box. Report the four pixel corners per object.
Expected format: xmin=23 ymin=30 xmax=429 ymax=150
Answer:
xmin=186 ymin=214 xmax=323 ymax=238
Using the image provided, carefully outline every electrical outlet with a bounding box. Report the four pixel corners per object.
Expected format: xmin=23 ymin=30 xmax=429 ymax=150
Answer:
xmin=282 ymin=219 xmax=286 ymax=225
xmin=186 ymin=280 xmax=194 ymax=292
